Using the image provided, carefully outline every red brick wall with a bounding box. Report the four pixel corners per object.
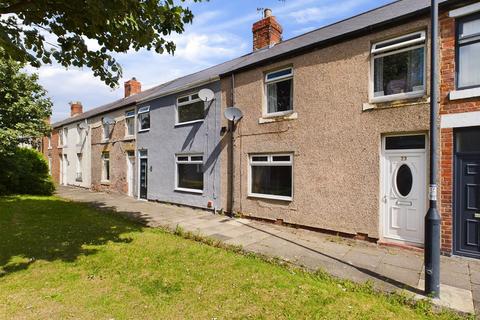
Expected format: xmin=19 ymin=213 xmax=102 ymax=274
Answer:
xmin=42 ymin=129 xmax=61 ymax=185
xmin=439 ymin=11 xmax=480 ymax=254
xmin=252 ymin=16 xmax=282 ymax=51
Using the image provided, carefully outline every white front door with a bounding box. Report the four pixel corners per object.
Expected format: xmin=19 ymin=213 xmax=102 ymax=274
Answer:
xmin=127 ymin=154 xmax=135 ymax=197
xmin=382 ymin=135 xmax=427 ymax=245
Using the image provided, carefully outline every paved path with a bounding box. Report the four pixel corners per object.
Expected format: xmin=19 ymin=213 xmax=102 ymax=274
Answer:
xmin=57 ymin=186 xmax=479 ymax=315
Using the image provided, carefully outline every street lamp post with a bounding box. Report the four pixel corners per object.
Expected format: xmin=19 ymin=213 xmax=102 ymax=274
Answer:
xmin=425 ymin=0 xmax=441 ymax=298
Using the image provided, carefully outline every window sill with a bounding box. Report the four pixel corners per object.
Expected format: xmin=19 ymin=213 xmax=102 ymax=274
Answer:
xmin=101 ymin=181 xmax=110 ymax=185
xmin=175 ymin=119 xmax=204 ymax=127
xmin=248 ymin=193 xmax=292 ymax=202
xmin=259 ymin=111 xmax=297 ymax=124
xmin=363 ymin=96 xmax=428 ymax=111
xmin=123 ymin=135 xmax=135 ymax=141
xmin=138 ymin=129 xmax=150 ymax=133
xmin=174 ymin=187 xmax=203 ymax=194
xmin=449 ymin=87 xmax=480 ymax=101
xmin=369 ymin=91 xmax=425 ymax=104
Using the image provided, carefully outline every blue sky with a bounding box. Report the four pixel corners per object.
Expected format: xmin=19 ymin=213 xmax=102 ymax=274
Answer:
xmin=33 ymin=0 xmax=394 ymax=122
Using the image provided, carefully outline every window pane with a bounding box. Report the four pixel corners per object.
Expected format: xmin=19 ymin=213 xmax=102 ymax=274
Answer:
xmin=459 ymin=18 xmax=480 ymax=38
xmin=456 ymin=128 xmax=480 ymax=153
xmin=126 ymin=117 xmax=134 ymax=135
xmin=267 ymin=79 xmax=292 ymax=113
xmin=385 ymin=135 xmax=425 ymax=150
xmin=191 ymin=155 xmax=203 ymax=162
xmin=375 ymin=33 xmax=423 ymax=51
xmin=177 ymin=156 xmax=188 ymax=162
xmin=139 ymin=113 xmax=150 ymax=130
xmin=266 ymin=68 xmax=292 ymax=81
xmin=178 ymin=163 xmax=203 ymax=190
xmin=252 ymin=156 xmax=268 ymax=162
xmin=178 ymin=96 xmax=189 ymax=103
xmin=251 ymin=165 xmax=292 ymax=197
xmin=458 ymin=42 xmax=480 ymax=88
xmin=272 ymin=155 xmax=291 ymax=162
xmin=178 ymin=101 xmax=204 ymax=123
xmin=374 ymin=47 xmax=424 ymax=97
xmin=396 ymin=164 xmax=413 ymax=197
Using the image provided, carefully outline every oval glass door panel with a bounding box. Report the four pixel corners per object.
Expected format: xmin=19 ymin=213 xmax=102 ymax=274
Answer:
xmin=396 ymin=164 xmax=413 ymax=197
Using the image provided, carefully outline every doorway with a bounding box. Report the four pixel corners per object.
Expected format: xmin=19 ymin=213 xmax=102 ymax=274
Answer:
xmin=127 ymin=151 xmax=135 ymax=197
xmin=139 ymin=150 xmax=148 ymax=200
xmin=382 ymin=134 xmax=427 ymax=245
xmin=454 ymin=127 xmax=480 ymax=258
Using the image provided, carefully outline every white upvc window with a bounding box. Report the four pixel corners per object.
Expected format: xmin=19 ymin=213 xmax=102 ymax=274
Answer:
xmin=176 ymin=93 xmax=205 ymax=125
xmin=76 ymin=124 xmax=84 ymax=145
xmin=371 ymin=31 xmax=426 ymax=103
xmin=248 ymin=153 xmax=293 ymax=201
xmin=62 ymin=128 xmax=68 ymax=147
xmin=264 ymin=68 xmax=293 ymax=116
xmin=125 ymin=110 xmax=135 ymax=137
xmin=47 ymin=134 xmax=52 ymax=149
xmin=76 ymin=153 xmax=83 ymax=182
xmin=175 ymin=154 xmax=204 ymax=193
xmin=456 ymin=13 xmax=480 ymax=90
xmin=101 ymin=152 xmax=110 ymax=182
xmin=138 ymin=106 xmax=150 ymax=131
xmin=102 ymin=121 xmax=110 ymax=141
xmin=48 ymin=156 xmax=52 ymax=175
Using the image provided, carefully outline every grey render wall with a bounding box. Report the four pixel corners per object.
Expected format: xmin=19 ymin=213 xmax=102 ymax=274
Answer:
xmin=136 ymin=81 xmax=223 ymax=210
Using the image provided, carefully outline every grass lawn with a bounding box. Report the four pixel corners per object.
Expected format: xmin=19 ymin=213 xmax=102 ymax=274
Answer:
xmin=0 ymin=195 xmax=468 ymax=320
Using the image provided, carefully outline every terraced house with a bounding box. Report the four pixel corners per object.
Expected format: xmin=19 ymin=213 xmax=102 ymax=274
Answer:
xmin=42 ymin=0 xmax=480 ymax=259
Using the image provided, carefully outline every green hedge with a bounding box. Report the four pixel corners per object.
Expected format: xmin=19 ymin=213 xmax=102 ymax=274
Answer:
xmin=0 ymin=147 xmax=55 ymax=195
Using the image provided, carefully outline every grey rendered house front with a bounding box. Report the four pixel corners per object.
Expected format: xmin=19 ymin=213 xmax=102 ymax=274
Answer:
xmin=134 ymin=62 xmax=242 ymax=210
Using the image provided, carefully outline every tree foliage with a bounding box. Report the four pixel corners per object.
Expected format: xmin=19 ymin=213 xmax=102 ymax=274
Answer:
xmin=0 ymin=58 xmax=52 ymax=154
xmin=0 ymin=147 xmax=55 ymax=195
xmin=0 ymin=0 xmax=201 ymax=87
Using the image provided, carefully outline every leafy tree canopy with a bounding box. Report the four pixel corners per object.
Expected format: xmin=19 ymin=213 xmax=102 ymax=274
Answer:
xmin=0 ymin=0 xmax=201 ymax=87
xmin=0 ymin=58 xmax=52 ymax=154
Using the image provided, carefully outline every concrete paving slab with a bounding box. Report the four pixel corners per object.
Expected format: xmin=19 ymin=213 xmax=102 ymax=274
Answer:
xmin=375 ymin=263 xmax=421 ymax=288
xmin=417 ymin=279 xmax=475 ymax=314
xmin=343 ymin=248 xmax=385 ymax=271
xmin=224 ymin=230 xmax=272 ymax=247
xmin=381 ymin=252 xmax=424 ymax=271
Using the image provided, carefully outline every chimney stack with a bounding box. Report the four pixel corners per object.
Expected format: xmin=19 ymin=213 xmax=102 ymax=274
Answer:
xmin=124 ymin=77 xmax=141 ymax=97
xmin=70 ymin=101 xmax=83 ymax=117
xmin=252 ymin=8 xmax=283 ymax=51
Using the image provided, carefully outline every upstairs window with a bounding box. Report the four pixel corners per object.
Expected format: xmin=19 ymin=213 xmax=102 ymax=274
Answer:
xmin=62 ymin=128 xmax=68 ymax=146
xmin=177 ymin=93 xmax=205 ymax=125
xmin=76 ymin=124 xmax=84 ymax=145
xmin=125 ymin=110 xmax=135 ymax=137
xmin=457 ymin=14 xmax=480 ymax=89
xmin=249 ymin=154 xmax=293 ymax=201
xmin=176 ymin=154 xmax=204 ymax=192
xmin=102 ymin=122 xmax=110 ymax=141
xmin=138 ymin=106 xmax=150 ymax=131
xmin=371 ymin=31 xmax=426 ymax=102
xmin=265 ymin=68 xmax=293 ymax=115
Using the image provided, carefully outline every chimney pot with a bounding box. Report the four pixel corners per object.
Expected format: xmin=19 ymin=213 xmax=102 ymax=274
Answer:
xmin=70 ymin=101 xmax=83 ymax=117
xmin=124 ymin=77 xmax=142 ymax=98
xmin=252 ymin=9 xmax=282 ymax=51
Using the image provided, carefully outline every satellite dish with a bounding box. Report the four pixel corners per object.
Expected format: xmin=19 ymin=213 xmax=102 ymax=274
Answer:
xmin=78 ymin=122 xmax=88 ymax=130
xmin=198 ymin=88 xmax=215 ymax=102
xmin=224 ymin=107 xmax=243 ymax=122
xmin=102 ymin=116 xmax=115 ymax=125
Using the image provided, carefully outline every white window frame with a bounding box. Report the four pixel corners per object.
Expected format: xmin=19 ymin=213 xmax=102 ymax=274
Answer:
xmin=76 ymin=153 xmax=83 ymax=182
xmin=125 ymin=110 xmax=135 ymax=138
xmin=248 ymin=153 xmax=293 ymax=201
xmin=137 ymin=106 xmax=150 ymax=132
xmin=264 ymin=67 xmax=294 ymax=117
xmin=62 ymin=128 xmax=68 ymax=147
xmin=48 ymin=156 xmax=52 ymax=175
xmin=47 ymin=134 xmax=52 ymax=149
xmin=76 ymin=124 xmax=83 ymax=145
xmin=175 ymin=93 xmax=205 ymax=126
xmin=175 ymin=153 xmax=204 ymax=194
xmin=370 ymin=31 xmax=427 ymax=103
xmin=101 ymin=152 xmax=110 ymax=182
xmin=102 ymin=121 xmax=110 ymax=141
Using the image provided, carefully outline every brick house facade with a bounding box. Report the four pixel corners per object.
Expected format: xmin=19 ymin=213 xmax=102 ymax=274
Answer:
xmin=41 ymin=128 xmax=61 ymax=185
xmin=439 ymin=3 xmax=480 ymax=257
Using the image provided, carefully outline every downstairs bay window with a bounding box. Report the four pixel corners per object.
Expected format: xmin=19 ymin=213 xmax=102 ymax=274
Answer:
xmin=371 ymin=31 xmax=426 ymax=103
xmin=249 ymin=154 xmax=293 ymax=201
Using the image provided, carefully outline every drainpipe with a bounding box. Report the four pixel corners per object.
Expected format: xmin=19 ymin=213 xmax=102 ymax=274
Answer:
xmin=425 ymin=0 xmax=441 ymax=298
xmin=229 ymin=73 xmax=235 ymax=216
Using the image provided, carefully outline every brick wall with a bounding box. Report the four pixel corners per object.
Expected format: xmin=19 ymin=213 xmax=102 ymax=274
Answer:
xmin=439 ymin=11 xmax=480 ymax=254
xmin=42 ymin=129 xmax=61 ymax=185
xmin=91 ymin=117 xmax=135 ymax=194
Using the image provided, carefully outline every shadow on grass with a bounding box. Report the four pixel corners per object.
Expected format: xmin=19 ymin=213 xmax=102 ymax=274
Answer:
xmin=0 ymin=196 xmax=145 ymax=277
